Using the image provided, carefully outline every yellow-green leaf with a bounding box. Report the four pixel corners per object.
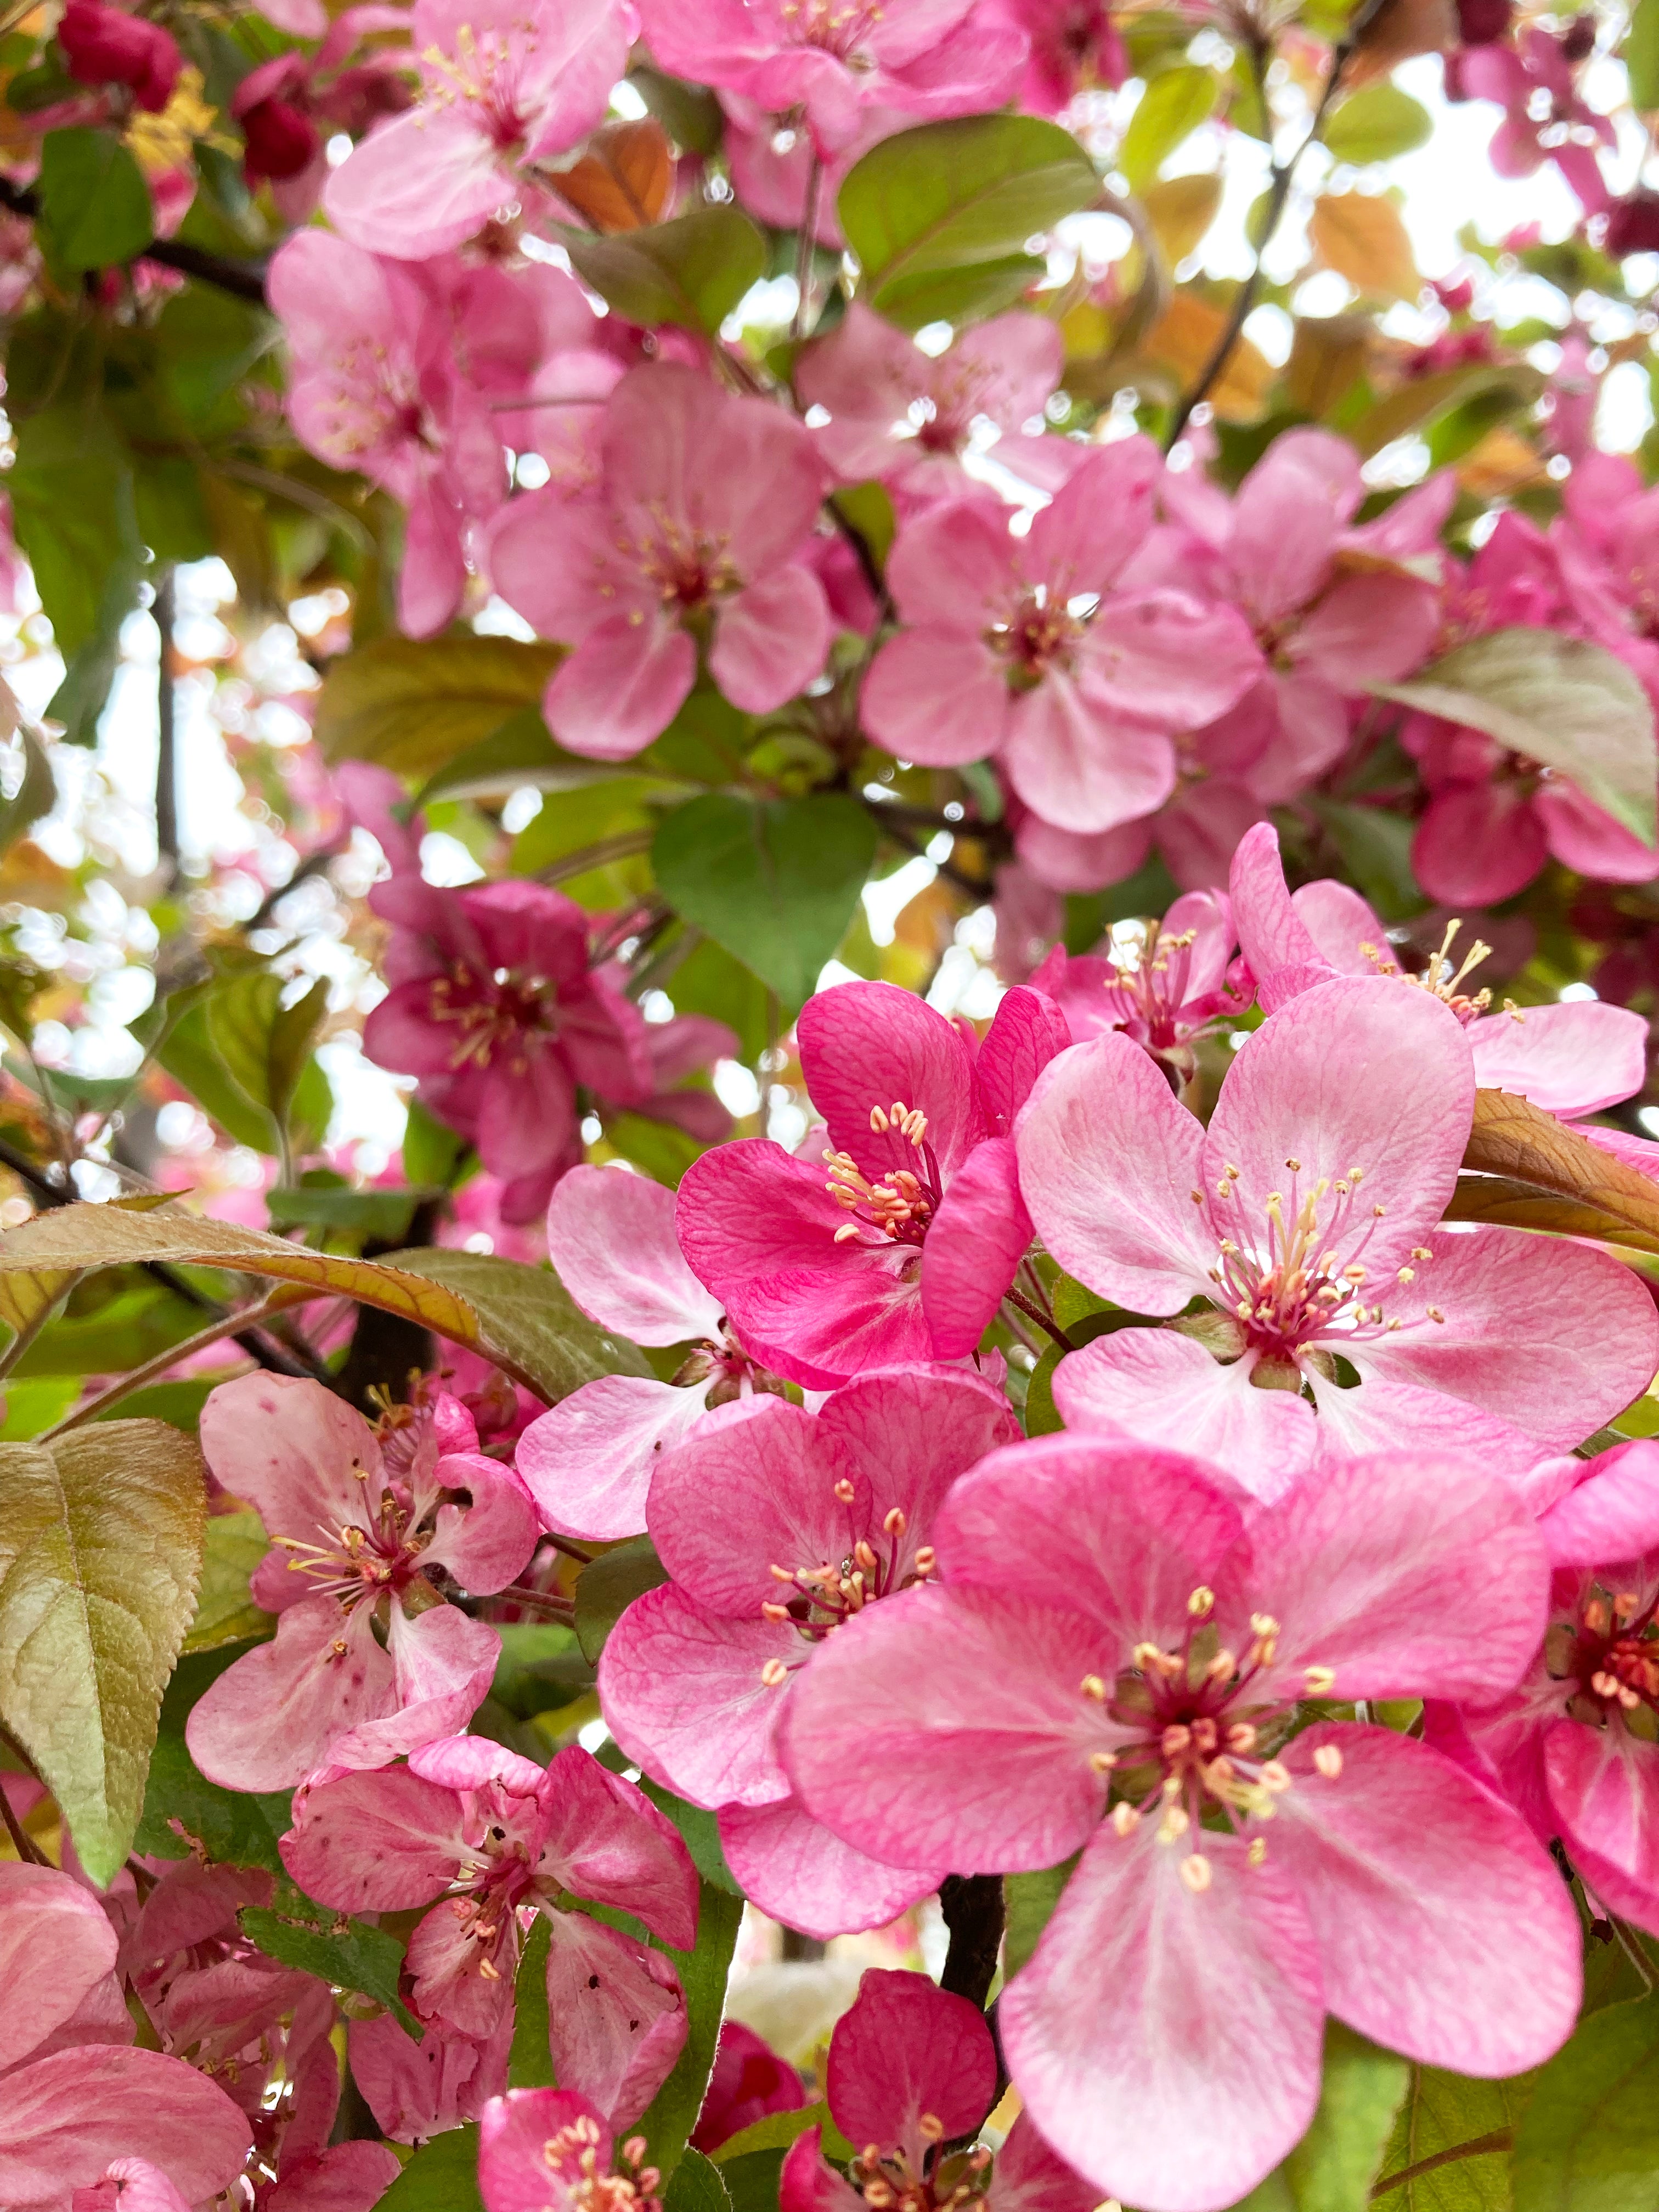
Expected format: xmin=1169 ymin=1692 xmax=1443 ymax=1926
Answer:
xmin=0 ymin=1419 xmax=206 ymax=1884
xmin=1121 ymin=66 xmax=1218 ymax=192
xmin=182 ymin=1508 xmax=271 ymax=1654
xmin=1451 ymin=1088 xmax=1659 ymax=1254
xmin=1308 ymin=191 xmax=1420 ymax=302
xmin=1143 ymin=172 xmax=1223 ymax=267
xmin=315 ymin=634 xmax=565 ymax=776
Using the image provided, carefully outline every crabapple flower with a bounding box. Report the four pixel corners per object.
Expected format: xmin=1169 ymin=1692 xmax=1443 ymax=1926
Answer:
xmin=478 ymin=2087 xmax=664 ymax=2212
xmin=1426 ymin=1438 xmax=1659 ymax=1936
xmin=676 ymin=979 xmax=1069 ymax=1388
xmin=982 ymin=0 xmax=1127 ymax=112
xmin=795 ymin=304 xmax=1070 ymax=507
xmin=1018 ymin=974 xmax=1658 ymax=1491
xmin=781 ymin=1437 xmax=1582 ymax=2212
xmin=691 ymin=2022 xmax=805 ymax=2154
xmin=1028 ymin=890 xmax=1246 ymax=1090
xmin=489 ymin=363 xmax=832 ymax=762
xmin=281 ymin=1736 xmax=697 ymax=2125
xmin=517 ymin=1165 xmax=786 ymax=1542
xmin=58 ymin=1 xmax=181 ymax=110
xmin=0 ymin=1864 xmax=252 ymax=2212
xmin=598 ymin=1368 xmax=1018 ymax=1936
xmin=362 ymin=870 xmax=654 ymax=1222
xmin=185 ymin=1375 xmax=538 ymax=1792
xmin=779 ymin=1968 xmax=1097 ymax=2212
xmin=861 ymin=442 xmax=1262 ymax=836
xmin=352 ymin=2009 xmax=512 ymax=2143
xmin=636 ymin=0 xmax=1026 ymax=155
xmin=323 ymin=0 xmax=637 ymax=258
xmin=1229 ymin=822 xmax=1650 ymax=1117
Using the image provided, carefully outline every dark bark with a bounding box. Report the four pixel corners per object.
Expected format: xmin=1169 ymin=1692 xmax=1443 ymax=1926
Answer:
xmin=938 ymin=1872 xmax=1005 ymax=2012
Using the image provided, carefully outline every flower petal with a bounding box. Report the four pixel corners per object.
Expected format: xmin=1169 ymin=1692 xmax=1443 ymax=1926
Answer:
xmin=546 ymin=1164 xmax=725 ymax=1344
xmin=537 ymin=1746 xmax=699 ymax=1950
xmin=518 ymin=1379 xmax=713 ymax=1544
xmin=1465 ymin=1001 xmax=1649 ymax=1118
xmin=921 ymin=1137 xmax=1032 ymax=1358
xmin=543 ymin=1912 xmax=687 ymax=2130
xmin=599 ymin=1583 xmax=795 ymax=1808
xmin=278 ymin=1766 xmax=469 ymax=1912
xmin=799 ymin=980 xmax=983 ymax=1179
xmin=828 ymin=1969 xmax=996 ymax=2163
xmin=716 ymin=1797 xmax=946 ymax=1941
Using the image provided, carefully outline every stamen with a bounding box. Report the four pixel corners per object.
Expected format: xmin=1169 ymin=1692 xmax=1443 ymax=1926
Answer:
xmin=759 ymin=1658 xmax=789 ymax=1688
xmin=1180 ymin=1853 xmax=1212 ymax=1892
xmin=1305 ymin=1665 xmax=1337 ymax=1696
xmin=1187 ymin=1585 xmax=1215 ymax=1617
xmin=1312 ymin=1743 xmax=1344 ymax=1779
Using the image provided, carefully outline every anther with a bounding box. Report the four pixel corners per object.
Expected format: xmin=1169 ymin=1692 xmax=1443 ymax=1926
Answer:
xmin=1088 ymin=1750 xmax=1118 ymax=1775
xmin=870 ymin=1106 xmax=890 ymax=1133
xmin=833 ymin=1479 xmax=856 ymax=1503
xmin=1259 ymin=1760 xmax=1292 ymax=1792
xmin=1080 ymin=1674 xmax=1108 ymax=1701
xmin=1180 ymin=1853 xmax=1212 ymax=1892
xmin=854 ymin=1540 xmax=878 ymax=1572
xmin=760 ymin=1658 xmax=789 ymax=1688
xmin=769 ymin=1564 xmax=797 ymax=1583
xmin=1187 ymin=1585 xmax=1215 ymax=1618
xmin=1305 ymin=1666 xmax=1337 ymax=1696
xmin=918 ymin=2114 xmax=945 ymax=2145
xmin=1313 ymin=1744 xmax=1344 ymax=1779
xmin=912 ymin=1546 xmax=936 ymax=1575
xmin=833 ymin=1223 xmax=861 ymax=1243
xmin=761 ymin=1601 xmax=791 ymax=1624
xmin=1111 ymin=1802 xmax=1141 ymax=1837
xmin=1226 ymin=1723 xmax=1257 ymax=1753
xmin=1248 ymin=1836 xmax=1268 ymax=1866
xmin=1426 ymin=1306 xmax=1445 ymax=1323
xmin=883 ymin=1506 xmax=907 ymax=1537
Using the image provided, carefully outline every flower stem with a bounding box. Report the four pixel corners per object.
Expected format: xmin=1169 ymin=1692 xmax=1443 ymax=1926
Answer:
xmin=1370 ymin=2133 xmax=1514 ymax=2199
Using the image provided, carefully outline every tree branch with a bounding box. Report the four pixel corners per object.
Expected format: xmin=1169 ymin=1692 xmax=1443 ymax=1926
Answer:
xmin=0 ymin=174 xmax=268 ymax=304
xmin=154 ymin=565 xmax=178 ymax=889
xmin=938 ymin=1873 xmax=1005 ymax=2012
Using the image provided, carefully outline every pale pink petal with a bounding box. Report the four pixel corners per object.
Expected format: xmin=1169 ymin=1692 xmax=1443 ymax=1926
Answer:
xmin=0 ymin=1864 xmax=118 ymax=2073
xmin=829 ymin=1968 xmax=996 ymax=2161
xmin=1228 ymin=435 xmax=1357 ymax=624
xmin=405 ymin=1891 xmax=518 ymax=2038
xmin=1073 ymin=592 xmax=1261 ymax=729
xmin=324 ymin=106 xmax=508 ymax=258
xmin=1014 ymin=1033 xmax=1214 ymax=1314
xmin=599 ymin=1583 xmax=795 ymax=1807
xmin=800 ymin=980 xmax=984 ymax=1177
xmin=812 ymin=1365 xmax=1019 ymax=1554
xmin=1051 ymin=1328 xmax=1317 ymax=1500
xmin=0 ymin=2049 xmax=251 ymax=2212
xmin=408 ymin=1735 xmax=547 ymax=1793
xmin=886 ymin=494 xmax=1017 ymax=626
xmin=1022 ymin=438 xmax=1159 ymax=590
xmin=1349 ymin=1223 xmax=1659 ymax=1451
xmin=185 ymin=1597 xmax=394 ymax=1793
xmin=424 ymin=1455 xmax=540 ymax=1594
xmin=999 ymin=1822 xmax=1325 ymax=2212
xmin=478 ymin=2087 xmax=612 ymax=2212
xmin=1228 ymin=821 xmax=1325 ymax=985
xmin=710 ymin=566 xmax=831 ymax=713
xmin=862 ymin=627 xmax=1011 ymax=768
xmin=1289 ymin=573 xmax=1438 ymax=686
xmin=1203 ymin=975 xmax=1473 ymax=1278
xmin=545 ymin=614 xmax=697 ymax=761
xmin=1302 ymin=1370 xmax=1555 ymax=1476
xmin=399 ymin=477 xmax=470 ymax=641
xmin=1272 ymin=1724 xmax=1581 ymax=2072
xmin=1002 ymin=678 xmax=1176 ymax=836
xmin=276 ymin=1766 xmax=469 ymax=1912
xmin=546 ymin=1164 xmax=724 ymax=1343
xmin=537 ymin=1746 xmax=699 ymax=1949
xmin=1464 ymin=1000 xmax=1649 ymax=1117
xmin=1544 ymin=1719 xmax=1659 ymax=1932
xmin=319 ymin=1602 xmax=499 ymax=1775
xmin=716 ymin=1797 xmax=946 ymax=1940
xmin=1247 ymin=1451 xmax=1550 ymax=1704
xmin=1534 ymin=1439 xmax=1659 ymax=1566
xmin=779 ymin=1585 xmax=1116 ymax=1872
xmin=543 ymin=1912 xmax=687 ymax=2129
xmin=519 ymin=1379 xmax=712 ymax=1544
xmin=921 ymin=1136 xmax=1031 ymax=1358
xmin=71 ymin=2157 xmax=192 ymax=2212
xmin=200 ymin=1373 xmax=381 ymax=1548
xmin=1290 ymin=879 xmax=1387 ymax=974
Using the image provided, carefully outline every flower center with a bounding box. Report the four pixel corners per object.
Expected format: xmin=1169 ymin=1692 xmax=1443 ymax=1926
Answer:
xmin=419 ymin=25 xmax=529 ymax=150
xmin=788 ymin=0 xmax=886 ymax=60
xmin=988 ymin=588 xmax=1090 ymax=689
xmin=623 ymin=510 xmax=740 ymax=613
xmin=1358 ymin=917 xmax=1520 ymax=1026
xmin=823 ymin=1101 xmax=944 ymax=1249
xmin=760 ymin=1500 xmax=935 ymax=1657
xmin=269 ymin=1463 xmax=427 ymax=1606
xmin=428 ymin=961 xmax=555 ymax=1073
xmin=535 ymin=2114 xmax=661 ymax=2212
xmin=1549 ymin=1585 xmax=1659 ymax=1739
xmin=1200 ymin=1159 xmax=1441 ymax=1358
xmin=849 ymin=2130 xmax=992 ymax=2211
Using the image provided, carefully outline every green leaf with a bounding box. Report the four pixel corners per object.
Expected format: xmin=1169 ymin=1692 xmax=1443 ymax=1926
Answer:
xmin=0 ymin=1375 xmax=79 ymax=1440
xmin=1308 ymin=800 xmax=1425 ymax=923
xmin=1374 ymin=2066 xmax=1536 ymax=2212
xmin=1510 ymin=1995 xmax=1659 ymax=2212
xmin=492 ymin=1621 xmax=593 ymax=1719
xmin=665 ymin=2150 xmax=732 ymax=2212
xmin=1023 ymin=1341 xmax=1065 ymax=1437
xmin=377 ymin=2124 xmax=483 ymax=2212
xmin=639 ymin=1881 xmax=745 ymax=2178
xmin=182 ymin=1508 xmax=271 ymax=1654
xmin=1324 ymin=84 xmax=1434 ymax=165
xmin=1234 ymin=2025 xmax=1410 ymax=2212
xmin=10 ymin=390 xmax=139 ymax=661
xmin=509 ymin=1912 xmax=556 ymax=2087
xmin=712 ymin=2107 xmax=827 ymax=2165
xmin=719 ymin=2149 xmax=787 ymax=2212
xmin=265 ymin=1184 xmax=440 ymax=1242
xmin=1004 ymin=1864 xmax=1072 ymax=1977
xmin=576 ymin=1537 xmax=669 ymax=1664
xmin=653 ymin=794 xmax=878 ymax=1012
xmin=829 ymin=483 xmax=896 ymax=575
xmin=0 ymin=1419 xmax=205 ymax=1884
xmin=37 ymin=128 xmax=154 ymax=271
xmin=1121 ymin=67 xmax=1218 ymax=191
xmin=315 ymin=634 xmax=564 ymax=776
xmin=379 ymin=1246 xmax=653 ymax=1403
xmin=1627 ymin=0 xmax=1659 ymax=111
xmin=563 ymin=207 xmax=766 ymax=335
xmin=403 ymin=1099 xmax=471 ymax=1190
xmin=208 ymin=972 xmax=331 ymax=1148
xmin=135 ymin=1720 xmax=290 ymax=1874
xmin=1380 ymin=628 xmax=1658 ymax=847
xmin=839 ymin=115 xmax=1100 ymax=330
xmin=159 ymin=1001 xmax=285 ymax=1151
xmin=241 ymin=1904 xmax=420 ymax=2036
xmin=641 ymin=1779 xmax=743 ymax=1897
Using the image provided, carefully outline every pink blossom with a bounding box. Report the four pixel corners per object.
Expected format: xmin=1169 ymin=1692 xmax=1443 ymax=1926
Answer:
xmin=780 ymin=1968 xmax=1096 ymax=2212
xmin=352 ymin=2009 xmax=512 ymax=2144
xmin=185 ymin=1376 xmax=538 ymax=1792
xmin=796 ymin=304 xmax=1069 ymax=507
xmin=232 ymin=7 xmax=411 ymax=218
xmin=282 ymin=1736 xmax=697 ymax=2124
xmin=58 ymin=2 xmax=180 ymax=110
xmin=1230 ymin=822 xmax=1650 ymax=1117
xmin=1028 ymin=890 xmax=1247 ymax=1089
xmin=1453 ymin=26 xmax=1613 ymax=216
xmin=720 ymin=99 xmax=904 ymax=246
xmin=323 ymin=0 xmax=636 ymax=256
xmin=517 ymin=1165 xmax=786 ymax=1541
xmin=980 ymin=0 xmax=1126 ymax=113
xmin=676 ymin=980 xmax=1069 ymax=1388
xmin=1425 ymin=1437 xmax=1659 ymax=1934
xmin=269 ymin=231 xmax=512 ymax=637
xmin=0 ymin=1864 xmax=252 ymax=2212
xmin=1017 ymin=973 xmax=1658 ymax=1492
xmin=478 ymin=2087 xmax=663 ymax=2212
xmin=861 ymin=443 xmax=1262 ymax=836
xmin=636 ymin=0 xmax=1026 ymax=155
xmin=691 ymin=2022 xmax=804 ymax=2154
xmin=489 ymin=363 xmax=832 ymax=761
xmin=360 ymin=868 xmax=655 ymax=1223
xmin=597 ymin=1368 xmax=1018 ymax=1935
xmin=780 ymin=1437 xmax=1582 ymax=2210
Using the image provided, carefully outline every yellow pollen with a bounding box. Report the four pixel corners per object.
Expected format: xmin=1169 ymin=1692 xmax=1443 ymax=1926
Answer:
xmin=1080 ymin=1673 xmax=1108 ymax=1701
xmin=1157 ymin=1804 xmax=1191 ymax=1843
xmin=1248 ymin=1836 xmax=1268 ymax=1866
xmin=918 ymin=2114 xmax=946 ymax=2146
xmin=1089 ymin=1750 xmax=1118 ymax=1774
xmin=1313 ymin=1744 xmax=1344 ymax=1779
xmin=760 ymin=1658 xmax=789 ymax=1688
xmin=883 ymin=1506 xmax=907 ymax=1536
xmin=1180 ymin=1853 xmax=1212 ymax=1892
xmin=1111 ymin=1802 xmax=1141 ymax=1837
xmin=912 ymin=1545 xmax=936 ymax=1575
xmin=1305 ymin=1666 xmax=1337 ymax=1696
xmin=1187 ymin=1585 xmax=1216 ymax=1618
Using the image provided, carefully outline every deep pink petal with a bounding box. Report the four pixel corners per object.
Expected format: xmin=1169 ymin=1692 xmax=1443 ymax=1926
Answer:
xmin=716 ymin=1797 xmax=946 ymax=1941
xmin=0 ymin=1864 xmax=119 ymax=2074
xmin=277 ymin=1766 xmax=467 ymax=1911
xmin=1544 ymin=1719 xmax=1659 ymax=1932
xmin=405 ymin=1892 xmax=518 ymax=2038
xmin=353 ymin=2010 xmax=510 ymax=2145
xmin=828 ymin=1969 xmax=996 ymax=2162
xmin=812 ymin=1364 xmax=1018 ymax=1554
xmin=547 ymin=1163 xmax=725 ymax=1344
xmin=1465 ymin=1001 xmax=1649 ymax=1117
xmin=1014 ymin=1033 xmax=1214 ymax=1314
xmin=974 ymin=985 xmax=1072 ymax=1136
xmin=71 ymin=2157 xmax=192 ymax=2212
xmin=1413 ymin=782 xmax=1549 ymax=907
xmin=424 ymin=1454 xmax=540 ymax=1594
xmin=599 ymin=1582 xmax=795 ymax=1807
xmin=1534 ymin=1439 xmax=1659 ymax=1567
xmin=799 ymin=980 xmax=983 ymax=1178
xmin=1273 ymin=1724 xmax=1581 ymax=2072
xmin=691 ymin=2020 xmax=806 ymax=2155
xmin=998 ymin=1821 xmax=1325 ymax=2212
xmin=0 ymin=2049 xmax=251 ymax=2212
xmin=518 ymin=1379 xmax=712 ymax=1543
xmin=537 ymin=1746 xmax=698 ymax=1950
xmin=185 ymin=1597 xmax=394 ymax=1793
xmin=988 ymin=2116 xmax=1101 ymax=2212
xmin=478 ymin=2087 xmax=613 ymax=2212
xmin=264 ymin=2142 xmax=403 ymax=2212
xmin=543 ymin=1912 xmax=687 ymax=2129
xmin=780 ymin=2130 xmax=864 ymax=2212
xmin=920 ymin=1137 xmax=1031 ymax=1358
xmin=1289 ymin=573 xmax=1438 ymax=686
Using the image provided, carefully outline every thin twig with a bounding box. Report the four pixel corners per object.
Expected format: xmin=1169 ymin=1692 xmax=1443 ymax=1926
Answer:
xmin=793 ymin=152 xmax=823 ymax=343
xmin=938 ymin=1874 xmax=1005 ymax=2011
xmin=493 ymin=1583 xmax=578 ymax=1620
xmin=535 ymin=830 xmax=654 ymax=887
xmin=543 ymin=1532 xmax=597 ymax=1564
xmin=245 ymin=843 xmax=346 ymax=935
xmin=1370 ymin=2132 xmax=1513 ymax=2199
xmin=1004 ymin=1286 xmax=1075 ymax=1353
xmin=0 ymin=1294 xmax=65 ymax=1386
xmin=42 ymin=1288 xmax=295 ymax=1436
xmin=154 ymin=566 xmax=179 ymax=890
xmin=0 ymin=173 xmax=267 ymax=302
